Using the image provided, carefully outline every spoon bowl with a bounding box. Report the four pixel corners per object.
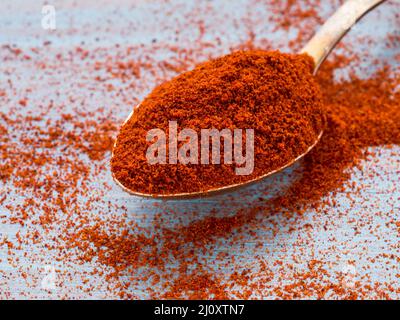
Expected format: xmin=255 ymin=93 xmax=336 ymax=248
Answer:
xmin=112 ymin=111 xmax=325 ymax=199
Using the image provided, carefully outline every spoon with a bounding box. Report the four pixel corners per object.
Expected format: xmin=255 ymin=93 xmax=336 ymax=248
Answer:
xmin=112 ymin=0 xmax=386 ymax=199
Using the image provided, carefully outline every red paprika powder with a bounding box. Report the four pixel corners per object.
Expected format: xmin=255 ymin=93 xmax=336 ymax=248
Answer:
xmin=111 ymin=50 xmax=324 ymax=195
xmin=1 ymin=0 xmax=399 ymax=301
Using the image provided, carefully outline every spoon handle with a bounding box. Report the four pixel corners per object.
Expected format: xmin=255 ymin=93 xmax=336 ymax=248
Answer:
xmin=301 ymin=0 xmax=386 ymax=73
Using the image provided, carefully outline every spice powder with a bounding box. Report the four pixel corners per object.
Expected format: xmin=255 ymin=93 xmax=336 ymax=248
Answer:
xmin=0 ymin=0 xmax=399 ymax=300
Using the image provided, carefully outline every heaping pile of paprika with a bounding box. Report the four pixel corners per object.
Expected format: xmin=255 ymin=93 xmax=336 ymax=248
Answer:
xmin=111 ymin=50 xmax=324 ymax=195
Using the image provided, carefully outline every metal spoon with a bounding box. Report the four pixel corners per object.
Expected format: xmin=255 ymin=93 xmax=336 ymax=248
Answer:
xmin=112 ymin=0 xmax=386 ymax=199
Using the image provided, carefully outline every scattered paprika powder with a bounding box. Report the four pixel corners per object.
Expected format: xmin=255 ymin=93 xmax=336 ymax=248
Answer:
xmin=1 ymin=0 xmax=399 ymax=300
